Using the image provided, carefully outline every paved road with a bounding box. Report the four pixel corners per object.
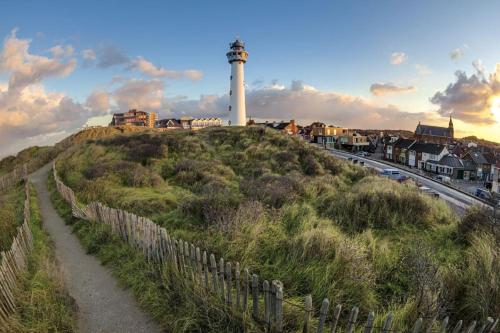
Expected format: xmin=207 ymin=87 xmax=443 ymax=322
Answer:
xmin=31 ymin=163 xmax=162 ymax=333
xmin=324 ymin=148 xmax=490 ymax=213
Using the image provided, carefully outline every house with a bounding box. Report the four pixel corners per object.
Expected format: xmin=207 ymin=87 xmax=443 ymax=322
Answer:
xmin=155 ymin=118 xmax=183 ymax=130
xmin=250 ymin=119 xmax=299 ymax=135
xmin=311 ymin=124 xmax=349 ymax=145
xmin=385 ymin=138 xmax=415 ymax=164
xmin=414 ymin=117 xmax=454 ymax=144
xmin=110 ymin=109 xmax=157 ymax=128
xmin=408 ymin=142 xmax=448 ymax=169
xmin=492 ymin=161 xmax=500 ymax=195
xmin=425 ymin=154 xmax=476 ymax=180
xmin=463 ymin=151 xmax=491 ymax=180
xmin=156 ymin=117 xmax=222 ymax=130
xmin=338 ymin=132 xmax=370 ymax=151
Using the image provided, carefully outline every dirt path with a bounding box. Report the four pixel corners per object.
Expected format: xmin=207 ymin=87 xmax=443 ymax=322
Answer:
xmin=31 ymin=163 xmax=162 ymax=333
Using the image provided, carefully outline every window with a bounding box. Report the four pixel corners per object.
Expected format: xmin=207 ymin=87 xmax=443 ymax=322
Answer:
xmin=229 ymin=90 xmax=232 ymax=95
xmin=228 ymin=106 xmax=232 ymax=111
xmin=230 ymin=75 xmax=232 ymax=80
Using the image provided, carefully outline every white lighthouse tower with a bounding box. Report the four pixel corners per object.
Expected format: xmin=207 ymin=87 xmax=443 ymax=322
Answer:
xmin=226 ymin=39 xmax=248 ymax=126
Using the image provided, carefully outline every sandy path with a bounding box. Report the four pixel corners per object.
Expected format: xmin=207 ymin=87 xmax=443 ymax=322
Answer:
xmin=31 ymin=163 xmax=162 ymax=333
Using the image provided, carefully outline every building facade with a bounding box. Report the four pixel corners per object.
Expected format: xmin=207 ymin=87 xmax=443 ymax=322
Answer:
xmin=155 ymin=117 xmax=222 ymax=130
xmin=110 ymin=109 xmax=157 ymax=128
xmin=414 ymin=117 xmax=454 ymax=144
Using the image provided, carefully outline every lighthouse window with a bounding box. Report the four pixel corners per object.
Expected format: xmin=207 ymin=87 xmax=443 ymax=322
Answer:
xmin=228 ymin=106 xmax=232 ymax=111
xmin=229 ymin=90 xmax=232 ymax=95
xmin=230 ymin=75 xmax=232 ymax=80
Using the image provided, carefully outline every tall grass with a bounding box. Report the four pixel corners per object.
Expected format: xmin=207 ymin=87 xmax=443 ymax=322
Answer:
xmin=53 ymin=127 xmax=499 ymax=329
xmin=4 ymin=183 xmax=77 ymax=333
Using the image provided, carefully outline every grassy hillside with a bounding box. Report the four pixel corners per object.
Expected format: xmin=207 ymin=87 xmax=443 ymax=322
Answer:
xmin=54 ymin=126 xmax=499 ymax=328
xmin=0 ymin=184 xmax=25 ymax=250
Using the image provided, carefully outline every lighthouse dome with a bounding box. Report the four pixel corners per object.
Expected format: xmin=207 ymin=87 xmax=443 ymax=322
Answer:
xmin=231 ymin=39 xmax=245 ymax=49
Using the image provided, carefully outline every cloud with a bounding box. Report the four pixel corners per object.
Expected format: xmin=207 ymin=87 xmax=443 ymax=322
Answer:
xmin=370 ymin=83 xmax=416 ymax=96
xmin=0 ymin=29 xmax=76 ymax=91
xmin=95 ymin=45 xmax=129 ymax=68
xmin=82 ymin=48 xmax=96 ymax=61
xmin=0 ymin=31 xmax=107 ymax=157
xmin=430 ymin=64 xmax=500 ymax=125
xmin=472 ymin=59 xmax=485 ymax=77
xmin=415 ymin=64 xmax=432 ymax=76
xmin=450 ymin=47 xmax=465 ymax=60
xmin=390 ymin=52 xmax=407 ymax=65
xmin=85 ymin=90 xmax=110 ymax=114
xmin=128 ymin=56 xmax=203 ymax=80
xmin=50 ymin=44 xmax=74 ymax=58
xmin=113 ymin=78 xmax=164 ymax=111
xmin=159 ymin=80 xmax=432 ymax=130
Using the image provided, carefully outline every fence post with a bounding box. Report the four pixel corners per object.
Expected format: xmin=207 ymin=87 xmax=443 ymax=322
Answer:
xmin=210 ymin=254 xmax=218 ymax=293
xmin=487 ymin=318 xmax=498 ymax=333
xmin=381 ymin=313 xmax=394 ymax=333
xmin=219 ymin=258 xmax=225 ymax=301
xmin=411 ymin=318 xmax=423 ymax=333
xmin=243 ymin=268 xmax=250 ymax=312
xmin=264 ymin=280 xmax=270 ymax=325
xmin=439 ymin=317 xmax=449 ymax=333
xmin=226 ymin=262 xmax=232 ymax=306
xmin=477 ymin=318 xmax=493 ymax=333
xmin=235 ymin=262 xmax=241 ymax=309
xmin=202 ymin=251 xmax=209 ymax=290
xmin=196 ymin=247 xmax=202 ymax=278
xmin=363 ymin=311 xmax=375 ymax=333
xmin=317 ymin=298 xmax=330 ymax=333
xmin=252 ymin=274 xmax=259 ymax=320
xmin=451 ymin=320 xmax=463 ymax=333
xmin=347 ymin=306 xmax=359 ymax=333
xmin=178 ymin=240 xmax=185 ymax=275
xmin=330 ymin=304 xmax=342 ymax=333
xmin=275 ymin=285 xmax=283 ymax=333
xmin=303 ymin=294 xmax=313 ymax=333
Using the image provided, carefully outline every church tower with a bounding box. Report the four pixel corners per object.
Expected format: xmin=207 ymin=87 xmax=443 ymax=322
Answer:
xmin=448 ymin=115 xmax=454 ymax=139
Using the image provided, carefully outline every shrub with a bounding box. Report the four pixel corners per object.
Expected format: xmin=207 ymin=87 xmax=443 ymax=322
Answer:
xmin=241 ymin=173 xmax=303 ymax=208
xmin=458 ymin=206 xmax=499 ymax=243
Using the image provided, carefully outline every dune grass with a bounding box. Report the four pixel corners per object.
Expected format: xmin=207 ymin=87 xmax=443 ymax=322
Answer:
xmin=53 ymin=126 xmax=499 ymax=330
xmin=0 ymin=183 xmax=25 ymax=251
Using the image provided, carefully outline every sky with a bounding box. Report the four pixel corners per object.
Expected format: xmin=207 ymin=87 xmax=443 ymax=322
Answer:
xmin=1 ymin=0 xmax=499 ymax=156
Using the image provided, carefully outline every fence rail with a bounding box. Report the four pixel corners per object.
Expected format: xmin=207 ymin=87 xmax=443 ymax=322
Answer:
xmin=0 ymin=180 xmax=34 ymax=326
xmin=53 ymin=162 xmax=499 ymax=333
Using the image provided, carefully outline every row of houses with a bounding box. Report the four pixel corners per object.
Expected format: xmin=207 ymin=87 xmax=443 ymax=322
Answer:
xmin=110 ymin=110 xmax=222 ymax=130
xmin=384 ymin=137 xmax=498 ymax=181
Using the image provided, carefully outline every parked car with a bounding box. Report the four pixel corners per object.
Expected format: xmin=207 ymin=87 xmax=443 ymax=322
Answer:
xmin=475 ymin=188 xmax=492 ymax=200
xmin=356 ymin=151 xmax=370 ymax=157
xmin=434 ymin=175 xmax=451 ymax=184
xmin=380 ymin=168 xmax=407 ymax=182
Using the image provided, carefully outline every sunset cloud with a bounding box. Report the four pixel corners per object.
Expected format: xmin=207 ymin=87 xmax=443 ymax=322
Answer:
xmin=430 ymin=65 xmax=500 ymax=125
xmin=370 ymin=83 xmax=416 ymax=96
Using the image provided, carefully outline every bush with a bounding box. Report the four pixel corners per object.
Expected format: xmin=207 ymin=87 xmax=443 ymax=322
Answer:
xmin=241 ymin=173 xmax=303 ymax=208
xmin=458 ymin=206 xmax=499 ymax=243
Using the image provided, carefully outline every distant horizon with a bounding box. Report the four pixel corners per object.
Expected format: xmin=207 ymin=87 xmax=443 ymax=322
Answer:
xmin=1 ymin=1 xmax=499 ymax=156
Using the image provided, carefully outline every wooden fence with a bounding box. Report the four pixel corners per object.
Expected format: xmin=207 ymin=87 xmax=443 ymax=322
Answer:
xmin=0 ymin=165 xmax=27 ymax=192
xmin=53 ymin=162 xmax=499 ymax=333
xmin=0 ymin=181 xmax=34 ymax=326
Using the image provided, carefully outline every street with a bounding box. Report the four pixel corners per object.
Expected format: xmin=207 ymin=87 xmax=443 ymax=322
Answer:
xmin=323 ymin=147 xmax=492 ymax=215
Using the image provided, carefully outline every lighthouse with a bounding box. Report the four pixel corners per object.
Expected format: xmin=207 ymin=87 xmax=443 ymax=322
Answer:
xmin=226 ymin=39 xmax=248 ymax=126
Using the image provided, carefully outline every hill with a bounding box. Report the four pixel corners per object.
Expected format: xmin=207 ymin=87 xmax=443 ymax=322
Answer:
xmin=52 ymin=126 xmax=499 ymax=327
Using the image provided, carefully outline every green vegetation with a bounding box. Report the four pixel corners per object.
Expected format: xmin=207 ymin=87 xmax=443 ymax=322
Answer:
xmin=54 ymin=126 xmax=499 ymax=329
xmin=4 ymin=183 xmax=77 ymax=332
xmin=0 ymin=183 xmax=25 ymax=251
xmin=47 ymin=171 xmax=250 ymax=332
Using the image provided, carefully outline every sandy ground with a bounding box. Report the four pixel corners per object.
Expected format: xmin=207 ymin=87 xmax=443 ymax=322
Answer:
xmin=31 ymin=163 xmax=162 ymax=333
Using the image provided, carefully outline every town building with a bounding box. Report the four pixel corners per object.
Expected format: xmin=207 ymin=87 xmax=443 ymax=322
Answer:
xmin=311 ymin=124 xmax=349 ymax=144
xmin=414 ymin=116 xmax=454 ymax=144
xmin=492 ymin=162 xmax=500 ymax=195
xmin=227 ymin=39 xmax=248 ymax=126
xmin=408 ymin=142 xmax=448 ymax=169
xmin=110 ymin=109 xmax=157 ymax=128
xmin=425 ymin=154 xmax=476 ymax=180
xmin=384 ymin=138 xmax=415 ymax=163
xmin=463 ymin=151 xmax=492 ymax=180
xmin=338 ymin=132 xmax=370 ymax=151
xmin=155 ymin=117 xmax=222 ymax=130
xmin=248 ymin=120 xmax=299 ymax=135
